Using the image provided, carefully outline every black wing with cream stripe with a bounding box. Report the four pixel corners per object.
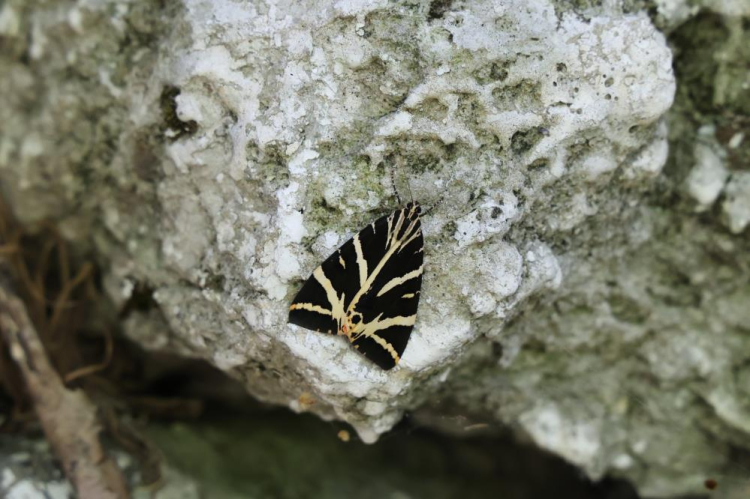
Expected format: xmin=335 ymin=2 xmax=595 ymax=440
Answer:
xmin=289 ymin=203 xmax=423 ymax=370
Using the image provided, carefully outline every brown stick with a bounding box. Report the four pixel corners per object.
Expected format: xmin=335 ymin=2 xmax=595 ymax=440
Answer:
xmin=0 ymin=282 xmax=129 ymax=499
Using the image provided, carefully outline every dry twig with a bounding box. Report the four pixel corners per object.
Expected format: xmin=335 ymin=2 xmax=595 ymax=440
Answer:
xmin=0 ymin=282 xmax=129 ymax=499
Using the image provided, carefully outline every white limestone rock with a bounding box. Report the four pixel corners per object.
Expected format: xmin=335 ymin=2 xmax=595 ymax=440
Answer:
xmin=112 ymin=0 xmax=676 ymax=444
xmin=654 ymin=0 xmax=750 ymax=29
xmin=10 ymin=0 xmax=750 ymax=496
xmin=685 ymin=130 xmax=729 ymax=211
xmin=722 ymin=172 xmax=750 ymax=234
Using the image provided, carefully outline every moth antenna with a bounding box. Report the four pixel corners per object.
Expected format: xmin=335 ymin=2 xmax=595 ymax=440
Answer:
xmin=405 ymin=173 xmax=414 ymax=205
xmin=423 ymin=165 xmax=461 ymax=216
xmin=389 ymin=165 xmax=402 ymax=205
xmin=422 ymin=196 xmax=444 ymax=216
xmin=422 ymin=171 xmax=454 ymax=216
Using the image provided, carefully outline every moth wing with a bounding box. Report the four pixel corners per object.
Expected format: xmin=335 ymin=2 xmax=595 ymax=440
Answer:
xmin=289 ymin=205 xmax=424 ymax=371
xmin=352 ymin=208 xmax=424 ymax=370
xmin=288 ymin=212 xmax=390 ymax=333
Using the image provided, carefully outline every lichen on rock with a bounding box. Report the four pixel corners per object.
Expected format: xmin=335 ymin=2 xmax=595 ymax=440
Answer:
xmin=1 ymin=0 xmax=749 ymax=495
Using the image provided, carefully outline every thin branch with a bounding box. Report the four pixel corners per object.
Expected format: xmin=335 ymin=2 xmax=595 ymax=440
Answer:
xmin=64 ymin=327 xmax=115 ymax=383
xmin=47 ymin=262 xmax=93 ymax=335
xmin=0 ymin=282 xmax=129 ymax=499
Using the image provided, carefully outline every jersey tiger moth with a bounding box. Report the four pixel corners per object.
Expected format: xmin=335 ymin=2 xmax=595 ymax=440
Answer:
xmin=289 ymin=202 xmax=424 ymax=370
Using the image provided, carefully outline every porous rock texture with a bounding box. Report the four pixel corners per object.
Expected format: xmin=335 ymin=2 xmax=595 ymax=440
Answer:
xmin=0 ymin=0 xmax=748 ymax=496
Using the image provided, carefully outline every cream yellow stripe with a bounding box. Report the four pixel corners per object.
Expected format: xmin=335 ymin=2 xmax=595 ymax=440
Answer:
xmin=289 ymin=302 xmax=333 ymax=316
xmin=370 ymin=315 xmax=416 ymax=330
xmin=398 ymin=217 xmax=420 ymax=253
xmin=385 ymin=213 xmax=394 ymax=250
xmin=390 ymin=211 xmax=405 ymax=248
xmin=347 ymin=208 xmax=422 ymax=313
xmin=398 ymin=226 xmax=421 ymax=253
xmin=313 ymin=267 xmax=345 ymax=321
xmin=350 ymin=314 xmax=415 ymax=364
xmin=369 ymin=332 xmax=400 ymax=363
xmin=353 ymin=234 xmax=368 ymax=287
xmin=376 ymin=266 xmax=423 ymax=297
xmin=351 ymin=321 xmax=404 ymax=363
xmin=356 ymin=314 xmax=416 ymax=341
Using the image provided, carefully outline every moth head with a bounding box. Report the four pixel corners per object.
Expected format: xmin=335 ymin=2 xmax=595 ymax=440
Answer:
xmin=342 ymin=312 xmax=364 ymax=339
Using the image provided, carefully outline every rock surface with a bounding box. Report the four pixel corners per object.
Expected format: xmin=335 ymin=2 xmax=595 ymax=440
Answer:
xmin=0 ymin=0 xmax=748 ymax=496
xmin=0 ymin=410 xmax=642 ymax=499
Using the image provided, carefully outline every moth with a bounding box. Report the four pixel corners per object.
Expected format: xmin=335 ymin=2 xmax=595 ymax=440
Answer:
xmin=289 ymin=202 xmax=424 ymax=370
